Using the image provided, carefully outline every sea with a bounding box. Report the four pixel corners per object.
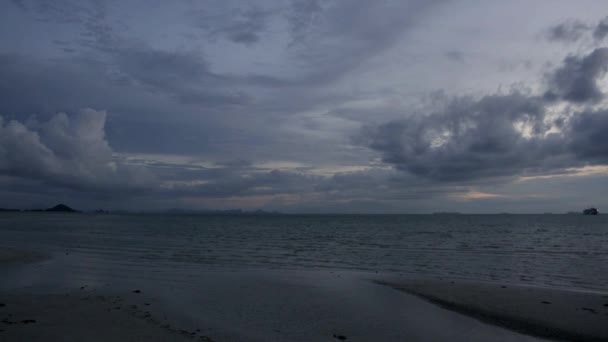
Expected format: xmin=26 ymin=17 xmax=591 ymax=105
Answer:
xmin=0 ymin=213 xmax=606 ymax=292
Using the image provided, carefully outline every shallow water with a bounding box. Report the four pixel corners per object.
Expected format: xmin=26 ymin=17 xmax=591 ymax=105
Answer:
xmin=0 ymin=213 xmax=606 ymax=292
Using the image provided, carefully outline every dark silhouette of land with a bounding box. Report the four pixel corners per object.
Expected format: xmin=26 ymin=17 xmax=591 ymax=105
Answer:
xmin=45 ymin=204 xmax=79 ymax=212
xmin=165 ymin=208 xmax=281 ymax=215
xmin=0 ymin=205 xmax=280 ymax=215
xmin=0 ymin=204 xmax=80 ymax=213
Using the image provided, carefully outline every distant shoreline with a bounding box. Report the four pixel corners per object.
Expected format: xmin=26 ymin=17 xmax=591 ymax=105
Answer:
xmin=0 ymin=210 xmax=600 ymax=215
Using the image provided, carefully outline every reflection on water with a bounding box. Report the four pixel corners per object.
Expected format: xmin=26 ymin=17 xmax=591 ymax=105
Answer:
xmin=0 ymin=213 xmax=606 ymax=291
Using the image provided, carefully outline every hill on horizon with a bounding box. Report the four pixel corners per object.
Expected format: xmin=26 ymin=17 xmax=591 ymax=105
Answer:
xmin=45 ymin=204 xmax=79 ymax=213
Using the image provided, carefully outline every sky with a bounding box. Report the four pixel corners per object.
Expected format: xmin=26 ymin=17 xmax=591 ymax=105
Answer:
xmin=1 ymin=0 xmax=608 ymax=213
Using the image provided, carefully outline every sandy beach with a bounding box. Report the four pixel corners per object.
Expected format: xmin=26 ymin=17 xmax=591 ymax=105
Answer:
xmin=1 ymin=242 xmax=606 ymax=341
xmin=0 ymin=248 xmax=208 ymax=341
xmin=0 ymin=247 xmax=583 ymax=341
xmin=379 ymin=278 xmax=608 ymax=341
xmin=0 ymin=294 xmax=210 ymax=341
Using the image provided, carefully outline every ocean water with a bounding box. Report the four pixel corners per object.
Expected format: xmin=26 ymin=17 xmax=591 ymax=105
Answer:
xmin=0 ymin=213 xmax=606 ymax=292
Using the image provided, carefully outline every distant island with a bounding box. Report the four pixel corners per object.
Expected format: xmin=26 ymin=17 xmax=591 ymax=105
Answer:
xmin=0 ymin=204 xmax=80 ymax=213
xmin=45 ymin=204 xmax=79 ymax=212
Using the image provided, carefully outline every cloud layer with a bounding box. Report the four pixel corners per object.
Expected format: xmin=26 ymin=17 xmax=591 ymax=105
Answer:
xmin=360 ymin=48 xmax=608 ymax=183
xmin=1 ymin=1 xmax=608 ymax=212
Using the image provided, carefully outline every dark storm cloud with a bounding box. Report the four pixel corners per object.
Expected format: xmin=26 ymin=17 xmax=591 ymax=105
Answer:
xmin=546 ymin=20 xmax=590 ymax=42
xmin=360 ymin=47 xmax=608 ymax=183
xmin=359 ymin=93 xmax=562 ymax=182
xmin=593 ymin=16 xmax=608 ymax=41
xmin=544 ymin=47 xmax=608 ymax=103
xmin=567 ymin=109 xmax=608 ymax=162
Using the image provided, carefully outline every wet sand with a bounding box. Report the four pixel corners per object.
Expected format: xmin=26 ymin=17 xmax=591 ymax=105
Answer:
xmin=0 ymin=248 xmax=47 ymax=264
xmin=0 ymin=280 xmax=547 ymax=342
xmin=379 ymin=278 xmax=608 ymax=341
xmin=0 ymin=248 xmax=603 ymax=341
xmin=0 ymin=294 xmax=210 ymax=341
xmin=0 ymin=248 xmax=206 ymax=341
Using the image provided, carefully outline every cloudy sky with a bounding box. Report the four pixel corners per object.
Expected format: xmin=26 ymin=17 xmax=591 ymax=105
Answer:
xmin=1 ymin=0 xmax=607 ymax=213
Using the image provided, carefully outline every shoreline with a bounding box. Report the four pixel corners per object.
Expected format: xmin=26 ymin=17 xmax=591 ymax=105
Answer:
xmin=0 ymin=248 xmax=211 ymax=341
xmin=0 ymin=265 xmax=546 ymax=342
xmin=378 ymin=278 xmax=608 ymax=342
xmin=1 ymin=247 xmax=604 ymax=341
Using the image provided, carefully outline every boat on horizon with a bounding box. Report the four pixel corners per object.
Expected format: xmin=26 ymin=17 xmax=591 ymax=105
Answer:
xmin=583 ymin=208 xmax=599 ymax=215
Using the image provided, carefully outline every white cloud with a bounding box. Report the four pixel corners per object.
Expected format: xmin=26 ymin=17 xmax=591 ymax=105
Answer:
xmin=0 ymin=109 xmax=151 ymax=190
